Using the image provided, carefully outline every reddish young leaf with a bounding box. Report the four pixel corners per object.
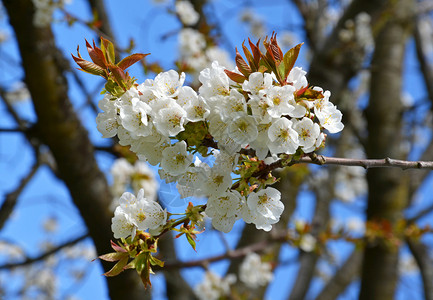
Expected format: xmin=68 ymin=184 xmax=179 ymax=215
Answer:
xmin=242 ymin=41 xmax=257 ymax=71
xmin=109 ymin=65 xmax=127 ymax=88
xmin=117 ymin=53 xmax=150 ymax=70
xmin=111 ymin=240 xmax=127 ymax=252
xmin=85 ymin=39 xmax=106 ymax=68
xmin=248 ymin=37 xmax=262 ymax=66
xmin=269 ymin=33 xmax=283 ymax=61
xmin=235 ymin=47 xmax=252 ymax=77
xmin=71 ymin=54 xmax=106 ymax=77
xmin=295 ymin=86 xmax=308 ymax=97
xmin=224 ymin=69 xmax=246 ymax=84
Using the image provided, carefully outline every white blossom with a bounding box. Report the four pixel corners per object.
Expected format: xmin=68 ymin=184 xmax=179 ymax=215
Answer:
xmin=203 ymin=165 xmax=233 ymax=196
xmin=267 ymin=117 xmax=299 ymax=155
xmin=127 ymin=191 xmax=167 ymax=231
xmin=228 ymin=114 xmax=258 ymax=145
xmin=292 ymin=117 xmax=320 ymax=151
xmin=175 ymin=0 xmax=200 ymax=25
xmin=112 ymin=189 xmax=167 ymax=239
xmin=299 ymin=234 xmax=316 ymax=252
xmin=184 ymin=95 xmax=210 ymax=122
xmin=242 ymin=72 xmax=273 ymax=96
xmin=194 ymin=271 xmax=236 ymax=300
xmin=153 ymin=102 xmax=187 ymax=136
xmin=150 ymin=70 xmax=186 ymax=98
xmin=243 ymin=187 xmax=284 ymax=231
xmin=119 ymin=98 xmax=152 ymax=137
xmin=286 ymin=67 xmax=308 ymax=90
xmin=179 ymin=28 xmax=206 ymax=56
xmin=239 ymin=253 xmax=273 ymax=288
xmin=111 ymin=206 xmax=136 ymax=239
xmin=266 ymin=85 xmax=296 ymax=118
xmin=199 ymin=61 xmax=230 ymax=106
xmin=316 ymin=104 xmax=344 ymax=133
xmin=205 ymin=190 xmax=243 ymax=232
xmin=160 ymin=141 xmax=193 ymax=176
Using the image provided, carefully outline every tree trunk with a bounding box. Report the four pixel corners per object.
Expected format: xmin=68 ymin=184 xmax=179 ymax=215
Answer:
xmin=359 ymin=0 xmax=414 ymax=299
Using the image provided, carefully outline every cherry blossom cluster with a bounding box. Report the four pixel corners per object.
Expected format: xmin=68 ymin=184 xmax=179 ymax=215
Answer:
xmin=95 ymin=37 xmax=344 ymax=235
xmin=111 ymin=189 xmax=167 ymax=240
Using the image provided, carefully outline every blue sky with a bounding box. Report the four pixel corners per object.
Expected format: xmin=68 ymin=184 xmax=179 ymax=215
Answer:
xmin=0 ymin=0 xmax=432 ymax=299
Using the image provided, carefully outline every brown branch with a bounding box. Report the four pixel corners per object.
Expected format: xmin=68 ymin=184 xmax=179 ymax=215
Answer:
xmin=407 ymin=202 xmax=433 ymax=223
xmin=0 ymin=159 xmax=41 ymax=231
xmin=162 ymin=230 xmax=289 ymax=270
xmin=414 ymin=17 xmax=433 ymax=109
xmin=316 ymin=249 xmax=363 ymax=300
xmin=239 ymin=155 xmax=433 ymax=189
xmin=3 ymin=0 xmax=146 ymax=298
xmin=407 ymin=237 xmax=433 ymax=300
xmin=298 ymin=155 xmax=433 ymax=169
xmin=0 ymin=86 xmax=28 ymax=130
xmin=359 ymin=0 xmax=413 ymax=298
xmin=0 ymin=234 xmax=89 ymax=270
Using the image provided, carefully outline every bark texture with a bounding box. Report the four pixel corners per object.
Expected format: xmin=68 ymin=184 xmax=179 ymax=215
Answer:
xmin=3 ymin=0 xmax=147 ymax=298
xmin=360 ymin=0 xmax=414 ymax=299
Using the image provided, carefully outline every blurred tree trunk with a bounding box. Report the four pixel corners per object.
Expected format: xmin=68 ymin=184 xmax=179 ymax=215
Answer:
xmin=360 ymin=0 xmax=414 ymax=299
xmin=2 ymin=0 xmax=147 ymax=299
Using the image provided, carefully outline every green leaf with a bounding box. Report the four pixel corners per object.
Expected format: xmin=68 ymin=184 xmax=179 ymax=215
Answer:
xmin=139 ymin=266 xmax=152 ymax=288
xmin=186 ymin=233 xmax=197 ymax=251
xmin=101 ymin=37 xmax=116 ymax=64
xmin=283 ymin=43 xmax=303 ymax=79
xmin=276 ymin=61 xmax=286 ymax=84
xmin=99 ymin=252 xmax=128 ymax=262
xmin=102 ymin=255 xmax=129 ymax=277
xmin=134 ymin=252 xmax=149 ymax=274
xmin=149 ymin=255 xmax=164 ymax=268
xmin=117 ymin=53 xmax=150 ymax=70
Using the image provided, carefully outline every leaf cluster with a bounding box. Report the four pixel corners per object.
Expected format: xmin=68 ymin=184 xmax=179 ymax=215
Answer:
xmin=72 ymin=37 xmax=149 ymax=97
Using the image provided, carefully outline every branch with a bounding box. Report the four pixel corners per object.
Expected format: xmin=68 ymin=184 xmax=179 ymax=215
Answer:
xmin=0 ymin=234 xmax=89 ymax=270
xmin=0 ymin=159 xmax=41 ymax=231
xmin=251 ymin=155 xmax=433 ymax=184
xmin=316 ymin=249 xmax=363 ymax=300
xmin=407 ymin=237 xmax=433 ymax=300
xmin=414 ymin=17 xmax=433 ymax=108
xmin=162 ymin=230 xmax=289 ymax=270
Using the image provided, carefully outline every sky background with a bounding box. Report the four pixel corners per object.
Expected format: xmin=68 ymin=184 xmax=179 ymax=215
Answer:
xmin=0 ymin=0 xmax=432 ymax=299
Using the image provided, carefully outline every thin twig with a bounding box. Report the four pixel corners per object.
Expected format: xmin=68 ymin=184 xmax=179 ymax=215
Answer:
xmin=162 ymin=230 xmax=289 ymax=270
xmin=0 ymin=159 xmax=41 ymax=230
xmin=0 ymin=234 xmax=89 ymax=270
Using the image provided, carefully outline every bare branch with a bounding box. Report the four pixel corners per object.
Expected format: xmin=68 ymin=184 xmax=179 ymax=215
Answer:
xmin=407 ymin=237 xmax=433 ymax=300
xmin=0 ymin=159 xmax=41 ymax=231
xmin=316 ymin=250 xmax=363 ymax=300
xmin=259 ymin=155 xmax=433 ymax=179
xmin=162 ymin=230 xmax=289 ymax=270
xmin=414 ymin=17 xmax=433 ymax=108
xmin=0 ymin=234 xmax=89 ymax=270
